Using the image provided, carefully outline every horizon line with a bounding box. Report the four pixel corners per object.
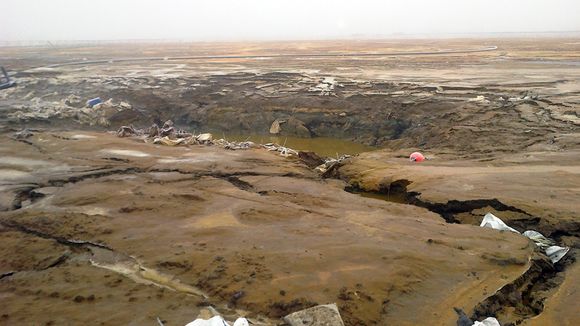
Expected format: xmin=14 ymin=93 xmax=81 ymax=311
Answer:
xmin=1 ymin=30 xmax=580 ymax=46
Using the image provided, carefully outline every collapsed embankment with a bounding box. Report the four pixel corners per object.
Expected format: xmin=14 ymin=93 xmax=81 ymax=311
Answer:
xmin=2 ymin=69 xmax=578 ymax=157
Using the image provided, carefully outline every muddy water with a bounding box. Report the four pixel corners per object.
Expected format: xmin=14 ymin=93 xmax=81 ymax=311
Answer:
xmin=222 ymin=134 xmax=376 ymax=157
xmin=348 ymin=189 xmax=410 ymax=204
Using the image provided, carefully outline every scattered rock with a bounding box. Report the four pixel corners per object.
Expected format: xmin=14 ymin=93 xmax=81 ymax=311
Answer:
xmin=197 ymin=133 xmax=213 ymax=142
xmin=270 ymin=119 xmax=285 ymax=134
xmin=283 ymin=303 xmax=345 ymax=326
xmin=269 ymin=117 xmax=311 ymax=137
xmin=229 ymin=290 xmax=245 ymax=305
xmin=12 ymin=129 xmax=34 ymax=140
xmin=64 ymin=95 xmax=84 ymax=108
xmin=73 ymin=295 xmax=85 ymax=303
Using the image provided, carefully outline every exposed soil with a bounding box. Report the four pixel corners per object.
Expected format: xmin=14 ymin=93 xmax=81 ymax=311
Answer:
xmin=336 ymin=148 xmax=579 ymax=325
xmin=0 ymin=39 xmax=578 ymax=325
xmin=342 ymin=175 xmax=578 ymax=325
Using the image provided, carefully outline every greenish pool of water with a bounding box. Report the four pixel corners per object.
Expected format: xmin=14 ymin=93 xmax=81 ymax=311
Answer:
xmin=221 ymin=134 xmax=376 ymax=157
xmin=348 ymin=190 xmax=409 ymax=204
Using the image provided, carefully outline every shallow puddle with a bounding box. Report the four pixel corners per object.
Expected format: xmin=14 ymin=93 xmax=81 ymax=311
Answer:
xmin=349 ymin=189 xmax=410 ymax=204
xmin=222 ymin=134 xmax=375 ymax=157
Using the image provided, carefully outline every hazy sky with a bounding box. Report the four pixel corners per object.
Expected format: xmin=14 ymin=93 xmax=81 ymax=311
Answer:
xmin=3 ymin=0 xmax=580 ymax=41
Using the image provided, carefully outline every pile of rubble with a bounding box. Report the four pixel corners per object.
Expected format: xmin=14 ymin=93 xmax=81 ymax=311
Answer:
xmin=116 ymin=120 xmax=299 ymax=157
xmin=314 ymin=154 xmax=352 ymax=177
xmin=308 ymin=77 xmax=341 ymax=96
xmin=115 ymin=121 xmax=354 ymax=177
xmin=8 ymin=95 xmax=139 ymax=128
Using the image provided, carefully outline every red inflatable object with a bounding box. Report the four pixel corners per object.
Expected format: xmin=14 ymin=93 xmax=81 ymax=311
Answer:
xmin=409 ymin=152 xmax=425 ymax=162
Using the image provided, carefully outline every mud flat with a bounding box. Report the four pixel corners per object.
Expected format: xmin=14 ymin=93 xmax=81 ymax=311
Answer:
xmin=0 ymin=39 xmax=578 ymax=325
xmin=0 ymin=131 xmax=534 ymax=325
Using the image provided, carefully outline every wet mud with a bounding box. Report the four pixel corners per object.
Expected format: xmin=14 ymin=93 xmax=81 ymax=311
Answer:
xmin=1 ymin=39 xmax=579 ymax=325
xmin=342 ymin=179 xmax=577 ymax=325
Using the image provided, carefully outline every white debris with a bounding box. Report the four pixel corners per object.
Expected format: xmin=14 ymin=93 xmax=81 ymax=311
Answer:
xmin=545 ymin=246 xmax=570 ymax=264
xmin=9 ymin=97 xmax=136 ymax=128
xmin=263 ymin=143 xmax=299 ymax=157
xmin=481 ymin=214 xmax=570 ymax=264
xmin=522 ymin=230 xmax=570 ymax=263
xmin=508 ymin=91 xmax=539 ymax=102
xmin=232 ymin=141 xmax=257 ymax=150
xmin=522 ymin=230 xmax=555 ymax=249
xmin=118 ymin=101 xmax=132 ymax=109
xmin=152 ymin=136 xmax=188 ymax=146
xmin=196 ymin=133 xmax=213 ymax=142
xmin=472 ymin=317 xmax=501 ymax=326
xmin=308 ymin=77 xmax=337 ymax=96
xmin=479 ymin=213 xmax=520 ymax=233
xmin=469 ymin=95 xmax=490 ymax=104
xmin=185 ymin=316 xmax=248 ymax=326
xmin=314 ymin=155 xmax=351 ymax=175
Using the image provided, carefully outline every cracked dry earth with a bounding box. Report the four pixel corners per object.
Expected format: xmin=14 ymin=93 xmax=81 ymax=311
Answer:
xmin=0 ymin=130 xmax=576 ymax=326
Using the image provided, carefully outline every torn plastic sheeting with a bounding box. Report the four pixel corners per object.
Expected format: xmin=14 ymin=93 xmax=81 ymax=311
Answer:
xmin=184 ymin=316 xmax=248 ymax=326
xmin=522 ymin=230 xmax=555 ymax=249
xmin=523 ymin=230 xmax=570 ymax=263
xmin=472 ymin=317 xmax=501 ymax=326
xmin=545 ymin=246 xmax=570 ymax=264
xmin=481 ymin=214 xmax=570 ymax=264
xmin=479 ymin=213 xmax=520 ymax=234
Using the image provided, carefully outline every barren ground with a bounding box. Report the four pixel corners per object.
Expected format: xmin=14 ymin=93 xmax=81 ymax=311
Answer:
xmin=0 ymin=39 xmax=578 ymax=325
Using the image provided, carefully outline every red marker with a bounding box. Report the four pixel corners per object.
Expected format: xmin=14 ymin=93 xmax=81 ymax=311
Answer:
xmin=409 ymin=152 xmax=425 ymax=162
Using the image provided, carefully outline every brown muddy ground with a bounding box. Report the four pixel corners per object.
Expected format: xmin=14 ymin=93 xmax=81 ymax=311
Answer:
xmin=338 ymin=149 xmax=579 ymax=325
xmin=0 ymin=131 xmax=534 ymax=326
xmin=0 ymin=39 xmax=579 ymax=325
